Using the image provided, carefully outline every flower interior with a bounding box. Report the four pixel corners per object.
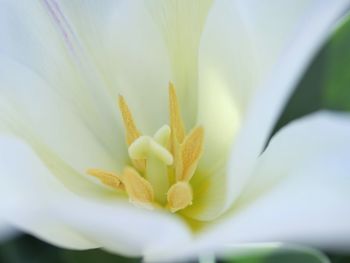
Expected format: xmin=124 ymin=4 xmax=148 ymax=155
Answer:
xmin=87 ymin=83 xmax=204 ymax=213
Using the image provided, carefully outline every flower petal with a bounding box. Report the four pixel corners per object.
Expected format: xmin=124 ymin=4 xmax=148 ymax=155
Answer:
xmin=199 ymin=0 xmax=350 ymax=113
xmin=0 ymin=136 xmax=191 ymax=256
xmin=0 ymin=0 xmax=169 ymax=190
xmin=239 ymin=111 xmax=350 ymax=201
xmin=145 ymin=0 xmax=214 ymax=126
xmin=145 ymin=242 xmax=330 ymax=263
xmin=0 ymin=0 xmax=172 ymax=136
xmin=194 ymin=0 xmax=350 ymax=219
xmin=191 ymin=112 xmax=350 ymax=255
xmin=0 ymin=136 xmax=99 ymax=250
xmin=54 ymin=198 xmax=192 ymax=257
xmin=54 ymin=0 xmax=173 ymax=133
xmin=0 ymin=56 xmax=123 ymax=197
xmin=0 ymin=0 xmax=126 ymax=162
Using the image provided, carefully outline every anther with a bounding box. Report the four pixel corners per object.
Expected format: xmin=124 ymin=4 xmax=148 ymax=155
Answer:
xmin=176 ymin=126 xmax=204 ymax=181
xmin=167 ymin=181 xmax=193 ymax=213
xmin=87 ymin=169 xmax=124 ymax=190
xmin=121 ymin=167 xmax=155 ymax=209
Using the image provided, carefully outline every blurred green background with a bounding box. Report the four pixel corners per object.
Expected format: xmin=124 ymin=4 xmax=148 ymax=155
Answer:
xmin=1 ymin=11 xmax=350 ymax=263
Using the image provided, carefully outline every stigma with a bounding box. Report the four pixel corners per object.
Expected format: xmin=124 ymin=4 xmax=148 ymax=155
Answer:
xmin=87 ymin=83 xmax=204 ymax=213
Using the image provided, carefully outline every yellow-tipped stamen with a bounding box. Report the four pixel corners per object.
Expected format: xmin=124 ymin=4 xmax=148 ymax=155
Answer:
xmin=118 ymin=95 xmax=146 ymax=172
xmin=167 ymin=181 xmax=193 ymax=213
xmin=121 ymin=167 xmax=154 ymax=209
xmin=118 ymin=95 xmax=141 ymax=145
xmin=177 ymin=126 xmax=205 ymax=182
xmin=169 ymin=82 xmax=186 ymax=187
xmin=87 ymin=169 xmax=124 ymax=190
xmin=169 ymin=82 xmax=186 ymax=149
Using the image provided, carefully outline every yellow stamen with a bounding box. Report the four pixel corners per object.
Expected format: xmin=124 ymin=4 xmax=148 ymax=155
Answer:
xmin=169 ymin=82 xmax=186 ymax=145
xmin=176 ymin=126 xmax=204 ymax=182
xmin=87 ymin=169 xmax=124 ymax=190
xmin=167 ymin=181 xmax=193 ymax=213
xmin=118 ymin=95 xmax=146 ymax=172
xmin=118 ymin=95 xmax=141 ymax=145
xmin=169 ymin=82 xmax=186 ymax=184
xmin=121 ymin=167 xmax=154 ymax=209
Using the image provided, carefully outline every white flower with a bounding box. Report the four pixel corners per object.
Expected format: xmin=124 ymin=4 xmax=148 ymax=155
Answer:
xmin=0 ymin=0 xmax=350 ymax=261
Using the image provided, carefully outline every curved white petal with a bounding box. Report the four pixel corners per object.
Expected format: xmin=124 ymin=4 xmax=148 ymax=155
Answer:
xmin=51 ymin=0 xmax=173 ymax=133
xmin=190 ymin=112 xmax=350 ymax=257
xmin=0 ymin=0 xmax=124 ymax=155
xmin=195 ymin=0 xmax=350 ymax=219
xmin=239 ymin=111 xmax=350 ymax=201
xmin=199 ymin=0 xmax=350 ymax=113
xmin=54 ymin=198 xmax=192 ymax=257
xmin=0 ymin=0 xmax=177 ymax=195
xmin=201 ymin=149 xmax=350 ymax=250
xmin=146 ymin=0 xmax=213 ymax=126
xmin=0 ymin=136 xmax=191 ymax=256
xmin=0 ymin=0 xmax=173 ymax=139
xmin=0 ymin=56 xmax=124 ymax=197
xmin=146 ymin=242 xmax=330 ymax=263
xmin=0 ymin=136 xmax=100 ymax=249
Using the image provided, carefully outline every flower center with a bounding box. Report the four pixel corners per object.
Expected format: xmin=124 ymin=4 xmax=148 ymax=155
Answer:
xmin=87 ymin=83 xmax=204 ymax=213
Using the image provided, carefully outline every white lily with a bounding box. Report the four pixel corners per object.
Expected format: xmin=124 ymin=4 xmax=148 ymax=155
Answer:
xmin=0 ymin=0 xmax=350 ymax=262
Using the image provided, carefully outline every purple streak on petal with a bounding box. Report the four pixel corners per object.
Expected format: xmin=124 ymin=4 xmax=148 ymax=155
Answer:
xmin=40 ymin=0 xmax=103 ymax=84
xmin=42 ymin=0 xmax=75 ymax=52
xmin=41 ymin=0 xmax=123 ymax=157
